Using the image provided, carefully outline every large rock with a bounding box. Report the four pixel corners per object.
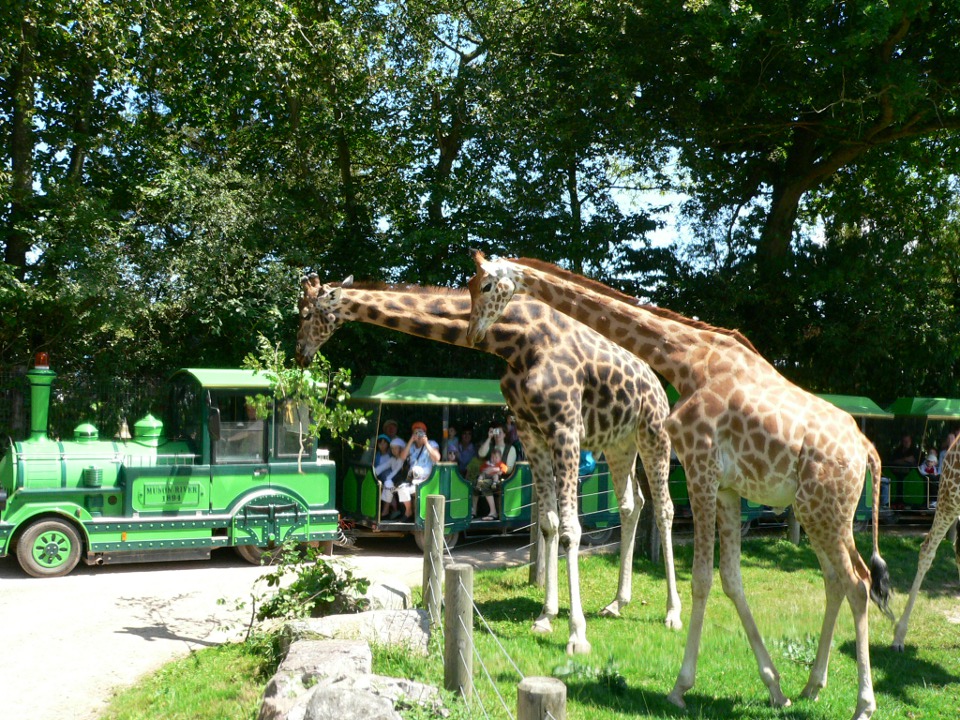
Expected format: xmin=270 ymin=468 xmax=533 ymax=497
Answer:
xmin=364 ymin=580 xmax=413 ymax=610
xmin=283 ymin=609 xmax=430 ymax=656
xmin=259 ymin=640 xmax=371 ymax=720
xmin=259 ymin=637 xmax=444 ymax=720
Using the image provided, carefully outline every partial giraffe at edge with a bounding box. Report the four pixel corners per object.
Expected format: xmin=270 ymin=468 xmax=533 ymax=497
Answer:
xmin=892 ymin=432 xmax=960 ymax=650
xmin=464 ymin=251 xmax=892 ymax=720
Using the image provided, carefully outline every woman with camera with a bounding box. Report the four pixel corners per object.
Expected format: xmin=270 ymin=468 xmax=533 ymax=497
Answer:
xmin=395 ymin=421 xmax=441 ymax=521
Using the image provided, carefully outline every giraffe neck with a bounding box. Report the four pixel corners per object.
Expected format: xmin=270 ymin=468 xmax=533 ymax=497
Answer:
xmin=342 ymin=286 xmax=526 ymax=364
xmin=512 ymin=263 xmax=762 ymax=395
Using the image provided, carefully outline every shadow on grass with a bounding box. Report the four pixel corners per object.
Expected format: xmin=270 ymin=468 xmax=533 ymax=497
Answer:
xmin=840 ymin=640 xmax=960 ymax=704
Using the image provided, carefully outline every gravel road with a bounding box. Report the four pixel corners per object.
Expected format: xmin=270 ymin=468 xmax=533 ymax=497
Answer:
xmin=0 ymin=535 xmax=532 ymax=720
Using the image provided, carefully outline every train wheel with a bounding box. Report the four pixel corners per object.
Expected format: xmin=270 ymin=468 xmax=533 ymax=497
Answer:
xmin=413 ymin=530 xmax=459 ymax=552
xmin=581 ymin=527 xmax=615 ymax=546
xmin=17 ymin=519 xmax=82 ymax=578
xmin=234 ymin=544 xmax=281 ymax=566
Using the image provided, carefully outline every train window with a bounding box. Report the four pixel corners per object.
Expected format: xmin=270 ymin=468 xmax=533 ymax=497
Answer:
xmin=166 ymin=378 xmax=200 ymax=442
xmin=276 ymin=399 xmax=312 ymax=457
xmin=212 ymin=394 xmax=266 ymax=464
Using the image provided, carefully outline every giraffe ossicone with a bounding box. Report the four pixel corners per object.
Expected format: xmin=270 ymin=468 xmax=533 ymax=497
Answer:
xmin=297 ymin=273 xmax=683 ymax=653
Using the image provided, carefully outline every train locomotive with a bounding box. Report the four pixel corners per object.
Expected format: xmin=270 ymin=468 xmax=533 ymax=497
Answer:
xmin=0 ymin=354 xmax=339 ymax=577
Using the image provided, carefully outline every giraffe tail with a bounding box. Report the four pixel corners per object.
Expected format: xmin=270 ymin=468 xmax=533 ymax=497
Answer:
xmin=867 ymin=443 xmax=894 ymax=620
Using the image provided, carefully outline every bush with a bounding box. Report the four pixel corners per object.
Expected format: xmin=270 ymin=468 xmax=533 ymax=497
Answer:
xmin=254 ymin=544 xmax=371 ymax=622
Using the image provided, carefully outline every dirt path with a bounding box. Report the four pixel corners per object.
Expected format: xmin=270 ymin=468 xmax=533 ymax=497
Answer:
xmin=0 ymin=535 xmax=535 ymax=720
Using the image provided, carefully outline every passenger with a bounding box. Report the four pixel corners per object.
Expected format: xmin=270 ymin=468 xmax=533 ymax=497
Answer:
xmin=477 ymin=423 xmax=517 ymax=473
xmin=444 ymin=425 xmax=461 ymax=456
xmin=379 ymin=437 xmax=406 ymax=519
xmin=458 ymin=427 xmax=479 ymax=478
xmin=473 ymin=447 xmax=507 ymax=521
xmin=504 ymin=414 xmax=519 ymax=446
xmin=920 ymin=451 xmax=941 ymax=510
xmin=939 ymin=433 xmax=956 ymax=472
xmin=381 ymin=418 xmax=400 ymax=441
xmin=445 ymin=445 xmax=461 ymax=465
xmin=919 ymin=451 xmax=939 ymax=476
xmin=396 ymin=421 xmax=441 ymax=522
xmin=887 ymin=434 xmax=917 ymax=510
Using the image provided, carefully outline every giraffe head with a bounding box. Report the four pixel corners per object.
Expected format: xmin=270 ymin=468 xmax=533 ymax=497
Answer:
xmin=296 ymin=273 xmax=353 ymax=367
xmin=466 ymin=250 xmax=523 ymax=345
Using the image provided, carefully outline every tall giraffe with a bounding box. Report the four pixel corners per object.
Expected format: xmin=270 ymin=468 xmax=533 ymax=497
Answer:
xmin=295 ymin=274 xmax=682 ymax=654
xmin=892 ymin=432 xmax=960 ymax=650
xmin=464 ymin=253 xmax=892 ymax=720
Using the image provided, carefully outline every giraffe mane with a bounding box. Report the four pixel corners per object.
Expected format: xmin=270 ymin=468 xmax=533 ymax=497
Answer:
xmin=512 ymin=257 xmax=760 ymax=354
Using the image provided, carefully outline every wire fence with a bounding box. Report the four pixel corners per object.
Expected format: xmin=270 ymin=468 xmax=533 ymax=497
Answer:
xmin=424 ymin=471 xmax=629 ymax=720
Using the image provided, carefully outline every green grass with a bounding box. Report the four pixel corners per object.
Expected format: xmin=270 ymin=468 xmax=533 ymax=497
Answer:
xmin=100 ymin=533 xmax=960 ymax=720
xmin=99 ymin=636 xmax=280 ymax=720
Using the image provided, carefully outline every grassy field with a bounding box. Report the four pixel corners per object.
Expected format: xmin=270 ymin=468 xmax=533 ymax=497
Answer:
xmin=101 ymin=532 xmax=960 ymax=720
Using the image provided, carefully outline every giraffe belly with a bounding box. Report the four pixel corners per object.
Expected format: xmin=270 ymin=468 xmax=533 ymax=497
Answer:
xmin=717 ymin=451 xmax=799 ymax=508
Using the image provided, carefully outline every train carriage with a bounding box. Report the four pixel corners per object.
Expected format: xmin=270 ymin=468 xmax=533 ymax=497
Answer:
xmin=339 ymin=375 xmax=620 ymax=549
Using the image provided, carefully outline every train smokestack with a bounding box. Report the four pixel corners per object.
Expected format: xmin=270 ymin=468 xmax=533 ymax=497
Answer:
xmin=27 ymin=352 xmax=55 ymax=441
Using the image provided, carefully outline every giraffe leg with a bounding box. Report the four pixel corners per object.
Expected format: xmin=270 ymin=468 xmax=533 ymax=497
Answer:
xmin=800 ymin=540 xmax=845 ymax=700
xmin=598 ymin=447 xmax=641 ymax=620
xmin=636 ymin=425 xmax=682 ymax=630
xmin=892 ymin=497 xmax=959 ymax=651
xmin=667 ymin=474 xmax=717 ymax=709
xmin=524 ymin=444 xmax=560 ymax=635
xmin=552 ymin=432 xmax=590 ymax=655
xmin=802 ymin=510 xmax=877 ymax=720
xmin=714 ymin=489 xmax=790 ymax=708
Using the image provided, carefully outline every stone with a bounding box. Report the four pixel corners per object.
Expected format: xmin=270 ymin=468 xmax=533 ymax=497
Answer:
xmin=284 ymin=609 xmax=430 ymax=656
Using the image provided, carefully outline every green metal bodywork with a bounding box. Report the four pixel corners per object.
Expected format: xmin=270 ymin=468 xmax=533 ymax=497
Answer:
xmin=343 ymin=375 xmax=619 ymax=536
xmin=0 ymin=368 xmax=337 ymax=574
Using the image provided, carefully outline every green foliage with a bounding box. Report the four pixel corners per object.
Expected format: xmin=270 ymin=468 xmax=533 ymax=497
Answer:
xmin=3 ymin=0 xmax=960 ymax=400
xmin=552 ymin=657 xmax=628 ymax=695
xmin=253 ymin=544 xmax=370 ymax=622
xmin=242 ymin=333 xmax=369 ymax=455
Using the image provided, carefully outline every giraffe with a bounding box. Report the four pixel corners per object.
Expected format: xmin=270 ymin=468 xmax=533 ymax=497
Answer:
xmin=892 ymin=432 xmax=960 ymax=650
xmin=464 ymin=253 xmax=892 ymax=720
xmin=295 ymin=274 xmax=682 ymax=654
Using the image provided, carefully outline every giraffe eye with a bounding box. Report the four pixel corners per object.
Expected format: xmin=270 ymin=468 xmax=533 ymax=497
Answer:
xmin=481 ymin=281 xmax=493 ymax=294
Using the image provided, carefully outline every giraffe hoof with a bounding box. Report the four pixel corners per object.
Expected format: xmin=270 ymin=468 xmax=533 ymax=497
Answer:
xmin=566 ymin=638 xmax=592 ymax=656
xmin=800 ymin=684 xmax=820 ymax=701
xmin=666 ymin=690 xmax=686 ymax=710
xmin=664 ymin=611 xmax=683 ymax=631
xmin=770 ymin=695 xmax=792 ymax=709
xmin=532 ymin=617 xmax=553 ymax=634
xmin=891 ymin=640 xmax=906 ymax=653
xmin=599 ymin=603 xmax=622 ymax=618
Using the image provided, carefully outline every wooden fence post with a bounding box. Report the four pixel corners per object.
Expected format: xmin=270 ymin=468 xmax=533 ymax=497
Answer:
xmin=444 ymin=562 xmax=474 ymax=699
xmin=517 ymin=676 xmax=566 ymax=720
xmin=788 ymin=506 xmax=802 ymax=545
xmin=423 ymin=494 xmax=445 ymax=627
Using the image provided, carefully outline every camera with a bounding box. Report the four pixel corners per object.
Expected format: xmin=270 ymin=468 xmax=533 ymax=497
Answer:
xmin=415 ymin=429 xmax=426 ymax=438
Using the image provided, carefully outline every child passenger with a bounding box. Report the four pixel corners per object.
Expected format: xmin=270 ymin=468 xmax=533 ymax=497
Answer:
xmin=378 ymin=437 xmax=406 ymax=518
xmin=473 ymin=447 xmax=507 ymax=521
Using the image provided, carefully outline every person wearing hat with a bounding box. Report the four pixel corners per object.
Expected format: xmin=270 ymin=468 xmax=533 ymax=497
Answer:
xmin=919 ymin=450 xmax=941 ymax=509
xmin=378 ymin=436 xmax=407 ymax=518
xmin=381 ymin=419 xmax=400 ymax=441
xmin=395 ymin=421 xmax=441 ymax=521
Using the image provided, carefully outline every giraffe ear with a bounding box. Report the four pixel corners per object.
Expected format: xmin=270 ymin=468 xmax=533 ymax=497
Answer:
xmin=329 ymin=284 xmax=343 ymax=302
xmin=470 ymin=248 xmax=486 ymax=264
xmin=342 ymin=275 xmax=354 ymax=287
